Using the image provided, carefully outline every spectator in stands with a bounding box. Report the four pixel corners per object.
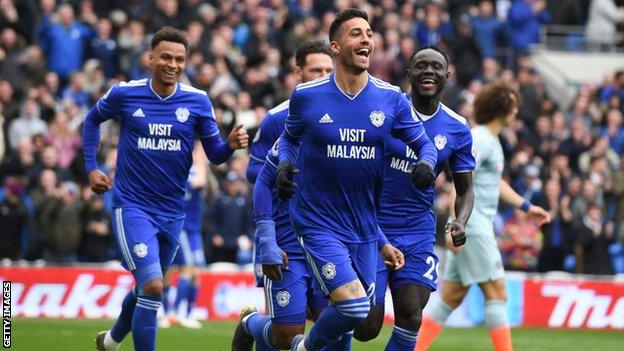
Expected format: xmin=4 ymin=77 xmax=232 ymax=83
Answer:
xmin=416 ymin=3 xmax=454 ymax=47
xmin=0 ymin=80 xmax=18 ymax=121
xmin=599 ymin=71 xmax=624 ymax=106
xmin=0 ymin=27 xmax=26 ymax=93
xmin=574 ymin=203 xmax=615 ymax=274
xmin=559 ymin=118 xmax=591 ymax=173
xmin=448 ymin=16 xmax=482 ymax=87
xmin=39 ymin=180 xmax=82 ymax=264
xmin=45 ymin=111 xmax=81 ymax=170
xmin=61 ymin=72 xmax=90 ymax=110
xmin=8 ymin=98 xmax=47 ymax=149
xmin=600 ymin=108 xmax=624 ymax=155
xmin=79 ymin=189 xmax=113 ymax=262
xmin=571 ymin=179 xmax=603 ymax=225
xmin=89 ymin=18 xmax=117 ymax=79
xmin=585 ymin=0 xmax=624 ymax=50
xmin=472 ymin=0 xmax=505 ymax=59
xmin=507 ymin=0 xmax=550 ymax=55
xmin=499 ymin=209 xmax=543 ymax=271
xmin=37 ymin=4 xmax=94 ymax=84
xmin=0 ymin=176 xmax=31 ymax=260
xmin=207 ymin=171 xmax=252 ymax=264
xmin=537 ymin=178 xmax=573 ymax=272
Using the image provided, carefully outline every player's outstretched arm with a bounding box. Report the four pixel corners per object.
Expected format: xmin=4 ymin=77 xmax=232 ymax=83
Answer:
xmin=200 ymin=124 xmax=248 ymax=165
xmin=253 ymin=159 xmax=289 ymax=280
xmin=447 ymin=172 xmax=474 ymax=247
xmin=500 ymin=179 xmax=551 ymax=226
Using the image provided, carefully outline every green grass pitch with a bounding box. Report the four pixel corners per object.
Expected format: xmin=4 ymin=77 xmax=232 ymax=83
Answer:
xmin=10 ymin=318 xmax=622 ymax=350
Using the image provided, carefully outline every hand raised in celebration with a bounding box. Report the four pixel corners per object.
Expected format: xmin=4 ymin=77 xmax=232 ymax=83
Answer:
xmin=228 ymin=124 xmax=249 ymax=149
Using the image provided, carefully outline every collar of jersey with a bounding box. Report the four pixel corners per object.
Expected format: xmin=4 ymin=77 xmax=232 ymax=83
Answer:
xmin=413 ymin=102 xmax=441 ymax=121
xmin=332 ymin=73 xmax=369 ymax=101
xmin=149 ymin=79 xmax=178 ymax=101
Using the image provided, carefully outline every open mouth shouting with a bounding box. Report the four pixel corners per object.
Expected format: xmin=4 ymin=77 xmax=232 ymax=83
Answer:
xmin=419 ymin=77 xmax=437 ymax=91
xmin=355 ymin=47 xmax=371 ymax=60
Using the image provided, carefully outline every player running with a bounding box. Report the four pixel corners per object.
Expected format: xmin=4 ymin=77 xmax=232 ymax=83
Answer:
xmin=353 ymin=46 xmax=475 ymax=351
xmin=232 ymin=40 xmax=336 ymax=351
xmin=245 ymin=40 xmax=333 ymax=289
xmin=416 ymin=81 xmax=551 ymax=351
xmin=85 ymin=27 xmax=248 ymax=351
xmin=276 ymin=9 xmax=438 ymax=351
xmin=162 ymin=141 xmax=208 ymax=329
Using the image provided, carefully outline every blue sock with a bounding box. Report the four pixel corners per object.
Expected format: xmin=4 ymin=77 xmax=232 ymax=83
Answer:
xmin=173 ymin=278 xmax=191 ymax=314
xmin=244 ymin=313 xmax=278 ymax=351
xmin=110 ymin=287 xmax=137 ymax=342
xmin=186 ymin=283 xmax=198 ymax=316
xmin=320 ymin=331 xmax=353 ymax=350
xmin=384 ymin=325 xmax=418 ymax=351
xmin=305 ymin=297 xmax=370 ymax=350
xmin=162 ymin=285 xmax=171 ymax=314
xmin=132 ymin=294 xmax=162 ymax=351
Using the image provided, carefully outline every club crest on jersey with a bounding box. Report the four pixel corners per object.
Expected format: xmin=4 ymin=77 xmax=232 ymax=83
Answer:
xmin=133 ymin=243 xmax=148 ymax=258
xmin=322 ymin=262 xmax=336 ymax=280
xmin=434 ymin=134 xmax=447 ymax=150
xmin=175 ymin=107 xmax=190 ymax=123
xmin=369 ymin=111 xmax=385 ymax=128
xmin=276 ymin=290 xmax=291 ymax=307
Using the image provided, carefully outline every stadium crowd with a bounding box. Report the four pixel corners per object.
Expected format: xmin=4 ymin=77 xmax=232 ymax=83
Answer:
xmin=0 ymin=0 xmax=622 ymax=275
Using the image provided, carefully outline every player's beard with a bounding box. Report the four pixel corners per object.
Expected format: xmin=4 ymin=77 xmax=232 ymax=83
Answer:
xmin=339 ymin=52 xmax=368 ymax=74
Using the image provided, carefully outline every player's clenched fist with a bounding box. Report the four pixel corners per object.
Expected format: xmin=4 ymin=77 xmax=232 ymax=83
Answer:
xmin=275 ymin=162 xmax=298 ymax=200
xmin=412 ymin=160 xmax=436 ymax=189
xmin=88 ymin=170 xmax=112 ymax=195
xmin=445 ymin=220 xmax=466 ymax=248
xmin=228 ymin=124 xmax=249 ymax=149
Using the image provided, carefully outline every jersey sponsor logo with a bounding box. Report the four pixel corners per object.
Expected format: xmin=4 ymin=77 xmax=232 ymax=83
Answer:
xmin=434 ymin=134 xmax=447 ymax=150
xmin=138 ymin=123 xmax=182 ymax=151
xmin=321 ymin=262 xmax=336 ymax=280
xmin=369 ymin=111 xmax=385 ymax=127
xmin=319 ymin=113 xmax=334 ymax=124
xmin=175 ymin=107 xmax=190 ymax=123
xmin=327 ymin=128 xmax=376 ymax=159
xmin=132 ymin=108 xmax=145 ymax=118
xmin=275 ymin=290 xmax=291 ymax=307
xmin=133 ymin=243 xmax=148 ymax=258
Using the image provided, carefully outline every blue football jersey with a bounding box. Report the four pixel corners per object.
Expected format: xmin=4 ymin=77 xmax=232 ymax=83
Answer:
xmin=280 ymin=74 xmax=436 ymax=243
xmin=246 ymin=100 xmax=289 ymax=183
xmin=93 ymin=79 xmax=220 ymax=217
xmin=378 ymin=101 xmax=475 ymax=239
xmin=183 ymin=166 xmax=203 ymax=233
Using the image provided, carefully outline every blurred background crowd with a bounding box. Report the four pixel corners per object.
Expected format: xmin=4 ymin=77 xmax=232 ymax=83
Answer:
xmin=0 ymin=0 xmax=622 ymax=276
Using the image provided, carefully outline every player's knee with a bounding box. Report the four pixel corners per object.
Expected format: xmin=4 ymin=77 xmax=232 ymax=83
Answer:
xmin=353 ymin=319 xmax=382 ymax=341
xmin=395 ymin=304 xmax=423 ymax=331
xmin=353 ymin=305 xmax=383 ymax=341
xmin=271 ymin=325 xmax=303 ymax=349
xmin=141 ymin=279 xmax=164 ymax=297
